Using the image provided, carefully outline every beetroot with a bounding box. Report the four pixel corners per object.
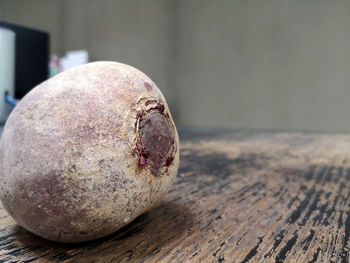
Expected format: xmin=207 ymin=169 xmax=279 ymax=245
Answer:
xmin=0 ymin=61 xmax=179 ymax=243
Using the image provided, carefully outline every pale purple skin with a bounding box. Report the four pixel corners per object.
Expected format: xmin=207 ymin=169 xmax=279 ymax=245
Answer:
xmin=0 ymin=62 xmax=179 ymax=243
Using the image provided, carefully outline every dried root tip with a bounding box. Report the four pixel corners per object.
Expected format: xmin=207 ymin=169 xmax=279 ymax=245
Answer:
xmin=137 ymin=104 xmax=175 ymax=176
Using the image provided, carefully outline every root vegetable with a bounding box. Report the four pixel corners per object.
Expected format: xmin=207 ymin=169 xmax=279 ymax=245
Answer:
xmin=0 ymin=61 xmax=179 ymax=243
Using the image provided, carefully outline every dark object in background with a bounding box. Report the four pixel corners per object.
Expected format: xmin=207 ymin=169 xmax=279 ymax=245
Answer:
xmin=0 ymin=20 xmax=49 ymax=99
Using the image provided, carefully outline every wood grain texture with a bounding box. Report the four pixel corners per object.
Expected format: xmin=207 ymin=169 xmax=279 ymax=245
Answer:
xmin=1 ymin=127 xmax=350 ymax=262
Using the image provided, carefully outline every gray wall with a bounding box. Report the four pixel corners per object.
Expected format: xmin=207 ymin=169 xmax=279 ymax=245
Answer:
xmin=1 ymin=0 xmax=350 ymax=133
xmin=176 ymin=1 xmax=350 ymax=132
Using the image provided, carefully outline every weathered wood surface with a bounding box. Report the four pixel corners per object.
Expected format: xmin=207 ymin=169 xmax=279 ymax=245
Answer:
xmin=1 ymin=127 xmax=350 ymax=262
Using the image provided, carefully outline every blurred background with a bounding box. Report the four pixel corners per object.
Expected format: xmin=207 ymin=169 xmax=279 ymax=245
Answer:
xmin=1 ymin=0 xmax=350 ymax=133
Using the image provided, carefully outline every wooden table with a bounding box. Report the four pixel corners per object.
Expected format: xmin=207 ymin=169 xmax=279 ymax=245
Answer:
xmin=1 ymin=127 xmax=350 ymax=262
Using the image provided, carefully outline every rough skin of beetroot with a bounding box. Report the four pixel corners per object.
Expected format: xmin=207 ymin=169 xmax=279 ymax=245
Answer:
xmin=0 ymin=61 xmax=179 ymax=243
